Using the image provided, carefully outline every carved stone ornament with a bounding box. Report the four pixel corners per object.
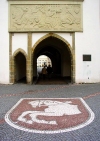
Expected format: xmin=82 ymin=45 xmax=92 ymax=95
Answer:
xmin=9 ymin=3 xmax=83 ymax=32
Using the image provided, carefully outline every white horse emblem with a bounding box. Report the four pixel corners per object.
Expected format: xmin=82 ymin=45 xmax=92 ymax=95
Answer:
xmin=18 ymin=100 xmax=81 ymax=125
xmin=5 ymin=98 xmax=95 ymax=133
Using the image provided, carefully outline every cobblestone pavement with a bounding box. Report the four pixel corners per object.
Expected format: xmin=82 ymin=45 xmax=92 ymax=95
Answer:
xmin=0 ymin=83 xmax=100 ymax=141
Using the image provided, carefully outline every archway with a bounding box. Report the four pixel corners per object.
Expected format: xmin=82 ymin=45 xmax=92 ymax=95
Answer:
xmin=14 ymin=52 xmax=26 ymax=83
xmin=32 ymin=33 xmax=73 ymax=84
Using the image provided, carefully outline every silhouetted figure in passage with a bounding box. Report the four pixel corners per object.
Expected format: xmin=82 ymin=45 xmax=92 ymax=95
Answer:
xmin=42 ymin=66 xmax=47 ymax=80
xmin=47 ymin=65 xmax=52 ymax=79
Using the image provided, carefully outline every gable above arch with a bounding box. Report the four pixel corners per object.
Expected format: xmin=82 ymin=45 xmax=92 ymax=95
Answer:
xmin=8 ymin=0 xmax=84 ymax=32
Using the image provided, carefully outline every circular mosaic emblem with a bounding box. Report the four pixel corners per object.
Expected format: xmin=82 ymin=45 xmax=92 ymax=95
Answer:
xmin=5 ymin=98 xmax=95 ymax=134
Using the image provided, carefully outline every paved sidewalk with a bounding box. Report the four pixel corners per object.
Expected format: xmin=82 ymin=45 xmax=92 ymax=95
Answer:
xmin=0 ymin=83 xmax=100 ymax=141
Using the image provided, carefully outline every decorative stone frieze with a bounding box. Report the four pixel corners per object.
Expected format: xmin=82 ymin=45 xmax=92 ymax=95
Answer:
xmin=8 ymin=1 xmax=83 ymax=32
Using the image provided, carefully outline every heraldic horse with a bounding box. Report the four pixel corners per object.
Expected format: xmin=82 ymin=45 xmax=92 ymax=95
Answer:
xmin=18 ymin=100 xmax=81 ymax=125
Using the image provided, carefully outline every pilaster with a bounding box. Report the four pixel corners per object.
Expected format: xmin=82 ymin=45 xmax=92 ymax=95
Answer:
xmin=72 ymin=32 xmax=75 ymax=83
xmin=27 ymin=33 xmax=32 ymax=84
xmin=9 ymin=33 xmax=15 ymax=83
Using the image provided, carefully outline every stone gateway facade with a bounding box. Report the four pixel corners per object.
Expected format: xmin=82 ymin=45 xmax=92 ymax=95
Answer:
xmin=0 ymin=0 xmax=100 ymax=84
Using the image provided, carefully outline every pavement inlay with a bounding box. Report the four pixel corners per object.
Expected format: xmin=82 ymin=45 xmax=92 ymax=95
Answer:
xmin=5 ymin=98 xmax=95 ymax=134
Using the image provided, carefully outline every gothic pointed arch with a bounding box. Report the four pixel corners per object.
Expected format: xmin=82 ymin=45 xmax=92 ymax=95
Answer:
xmin=32 ymin=33 xmax=72 ymax=55
xmin=13 ymin=48 xmax=27 ymax=59
xmin=32 ymin=33 xmax=74 ymax=83
xmin=11 ymin=48 xmax=27 ymax=84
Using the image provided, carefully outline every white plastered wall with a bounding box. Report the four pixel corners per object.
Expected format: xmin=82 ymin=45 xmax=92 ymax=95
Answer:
xmin=12 ymin=33 xmax=28 ymax=55
xmin=32 ymin=33 xmax=47 ymax=47
xmin=57 ymin=33 xmax=72 ymax=47
xmin=0 ymin=0 xmax=9 ymax=84
xmin=75 ymin=0 xmax=100 ymax=83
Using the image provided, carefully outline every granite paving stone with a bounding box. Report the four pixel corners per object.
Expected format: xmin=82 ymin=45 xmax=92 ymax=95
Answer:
xmin=0 ymin=83 xmax=100 ymax=141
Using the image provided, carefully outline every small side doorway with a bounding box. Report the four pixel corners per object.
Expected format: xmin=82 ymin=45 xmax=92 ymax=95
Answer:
xmin=14 ymin=52 xmax=26 ymax=83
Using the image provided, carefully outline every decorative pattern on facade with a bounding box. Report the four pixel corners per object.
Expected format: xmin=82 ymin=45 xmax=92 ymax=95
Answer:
xmin=9 ymin=4 xmax=82 ymax=32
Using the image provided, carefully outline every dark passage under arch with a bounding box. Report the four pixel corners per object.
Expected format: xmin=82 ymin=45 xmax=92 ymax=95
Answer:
xmin=14 ymin=52 xmax=26 ymax=83
xmin=32 ymin=36 xmax=72 ymax=84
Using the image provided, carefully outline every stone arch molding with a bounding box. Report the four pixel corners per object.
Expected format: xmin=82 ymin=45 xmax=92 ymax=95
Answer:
xmin=32 ymin=33 xmax=72 ymax=55
xmin=10 ymin=48 xmax=27 ymax=84
xmin=13 ymin=48 xmax=27 ymax=59
xmin=10 ymin=34 xmax=75 ymax=84
xmin=32 ymin=33 xmax=74 ymax=83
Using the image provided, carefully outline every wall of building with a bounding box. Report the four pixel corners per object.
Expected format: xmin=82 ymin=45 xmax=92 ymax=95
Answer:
xmin=0 ymin=0 xmax=9 ymax=84
xmin=12 ymin=33 xmax=27 ymax=55
xmin=75 ymin=0 xmax=100 ymax=83
xmin=0 ymin=0 xmax=100 ymax=84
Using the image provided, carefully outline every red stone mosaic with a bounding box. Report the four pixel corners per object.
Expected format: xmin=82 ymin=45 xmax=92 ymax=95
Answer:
xmin=5 ymin=98 xmax=94 ymax=133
